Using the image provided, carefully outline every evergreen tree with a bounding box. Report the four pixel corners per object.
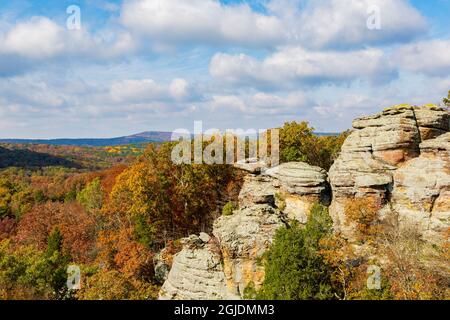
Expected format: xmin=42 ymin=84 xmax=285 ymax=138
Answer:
xmin=257 ymin=204 xmax=338 ymax=300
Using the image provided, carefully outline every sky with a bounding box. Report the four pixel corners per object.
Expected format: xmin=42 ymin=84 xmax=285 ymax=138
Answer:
xmin=0 ymin=0 xmax=449 ymax=139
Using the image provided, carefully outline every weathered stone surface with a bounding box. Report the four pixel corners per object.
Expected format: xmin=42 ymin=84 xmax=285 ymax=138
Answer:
xmin=234 ymin=158 xmax=267 ymax=174
xmin=159 ymin=161 xmax=329 ymax=300
xmin=264 ymin=162 xmax=328 ymax=196
xmin=159 ymin=235 xmax=227 ymax=300
xmin=238 ymin=174 xmax=277 ymax=207
xmin=160 ymin=104 xmax=449 ymax=300
xmin=392 ymin=133 xmax=450 ymax=243
xmin=329 ymin=104 xmax=449 ymax=243
xmin=213 ymin=204 xmax=285 ymax=299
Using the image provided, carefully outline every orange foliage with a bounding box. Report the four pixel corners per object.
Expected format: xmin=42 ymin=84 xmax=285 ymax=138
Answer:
xmin=15 ymin=202 xmax=96 ymax=263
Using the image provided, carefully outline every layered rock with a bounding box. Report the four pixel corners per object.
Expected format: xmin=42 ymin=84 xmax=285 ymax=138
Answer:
xmin=329 ymin=104 xmax=449 ymax=243
xmin=213 ymin=204 xmax=285 ymax=299
xmin=264 ymin=162 xmax=330 ymax=223
xmin=159 ymin=234 xmax=227 ymax=300
xmin=392 ymin=133 xmax=450 ymax=243
xmin=160 ymin=104 xmax=449 ymax=300
xmin=160 ymin=161 xmax=328 ymax=299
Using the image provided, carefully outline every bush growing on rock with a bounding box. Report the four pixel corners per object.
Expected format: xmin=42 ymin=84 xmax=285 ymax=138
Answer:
xmin=256 ymin=204 xmax=338 ymax=300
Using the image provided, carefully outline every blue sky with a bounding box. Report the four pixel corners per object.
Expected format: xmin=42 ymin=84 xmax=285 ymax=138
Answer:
xmin=0 ymin=0 xmax=449 ymax=138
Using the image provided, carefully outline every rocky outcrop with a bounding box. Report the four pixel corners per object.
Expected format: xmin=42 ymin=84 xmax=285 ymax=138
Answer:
xmin=213 ymin=204 xmax=285 ymax=299
xmin=159 ymin=234 xmax=227 ymax=300
xmin=329 ymin=104 xmax=449 ymax=243
xmin=160 ymin=103 xmax=449 ymax=300
xmin=159 ymin=161 xmax=328 ymax=299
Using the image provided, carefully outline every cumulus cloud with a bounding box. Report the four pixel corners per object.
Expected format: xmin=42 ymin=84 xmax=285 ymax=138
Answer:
xmin=393 ymin=39 xmax=450 ymax=76
xmin=120 ymin=0 xmax=427 ymax=49
xmin=210 ymin=47 xmax=397 ymax=88
xmin=0 ymin=16 xmax=136 ymax=76
xmin=289 ymin=0 xmax=427 ymax=49
xmin=0 ymin=17 xmax=66 ymax=59
xmin=120 ymin=0 xmax=283 ymax=47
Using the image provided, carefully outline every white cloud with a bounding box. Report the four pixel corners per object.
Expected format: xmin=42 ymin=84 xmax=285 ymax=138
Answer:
xmin=120 ymin=0 xmax=283 ymax=47
xmin=210 ymin=46 xmax=396 ymax=88
xmin=119 ymin=0 xmax=427 ymax=49
xmin=109 ymin=78 xmax=195 ymax=103
xmin=0 ymin=17 xmax=65 ymax=59
xmin=290 ymin=0 xmax=427 ymax=49
xmin=394 ymin=39 xmax=450 ymax=76
xmin=211 ymin=91 xmax=309 ymax=115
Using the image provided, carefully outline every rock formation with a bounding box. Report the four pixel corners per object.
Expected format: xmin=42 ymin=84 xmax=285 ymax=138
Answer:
xmin=159 ymin=161 xmax=329 ymax=299
xmin=159 ymin=234 xmax=227 ymax=300
xmin=160 ymin=103 xmax=449 ymax=300
xmin=329 ymin=104 xmax=449 ymax=243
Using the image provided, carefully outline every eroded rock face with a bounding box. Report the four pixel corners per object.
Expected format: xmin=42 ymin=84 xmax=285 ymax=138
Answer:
xmin=159 ymin=161 xmax=327 ymax=299
xmin=329 ymin=104 xmax=449 ymax=243
xmin=213 ymin=204 xmax=285 ymax=299
xmin=392 ymin=133 xmax=450 ymax=243
xmin=160 ymin=104 xmax=449 ymax=300
xmin=159 ymin=235 xmax=227 ymax=300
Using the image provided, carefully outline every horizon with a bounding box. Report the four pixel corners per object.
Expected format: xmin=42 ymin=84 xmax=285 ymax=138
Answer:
xmin=0 ymin=0 xmax=449 ymax=139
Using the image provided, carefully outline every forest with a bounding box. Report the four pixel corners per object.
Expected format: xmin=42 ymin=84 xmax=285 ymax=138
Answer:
xmin=0 ymin=121 xmax=351 ymax=299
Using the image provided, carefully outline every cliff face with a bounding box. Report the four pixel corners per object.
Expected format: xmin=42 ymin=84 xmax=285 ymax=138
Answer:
xmin=159 ymin=104 xmax=449 ymax=300
xmin=329 ymin=105 xmax=449 ymax=244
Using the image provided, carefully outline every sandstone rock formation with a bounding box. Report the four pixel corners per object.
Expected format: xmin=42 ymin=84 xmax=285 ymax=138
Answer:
xmin=213 ymin=204 xmax=285 ymax=299
xmin=160 ymin=103 xmax=449 ymax=300
xmin=159 ymin=234 xmax=227 ymax=300
xmin=392 ymin=133 xmax=450 ymax=243
xmin=159 ymin=161 xmax=328 ymax=299
xmin=329 ymin=104 xmax=449 ymax=243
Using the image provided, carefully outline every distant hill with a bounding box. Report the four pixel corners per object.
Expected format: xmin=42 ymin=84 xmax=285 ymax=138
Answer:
xmin=0 ymin=131 xmax=173 ymax=147
xmin=0 ymin=131 xmax=338 ymax=147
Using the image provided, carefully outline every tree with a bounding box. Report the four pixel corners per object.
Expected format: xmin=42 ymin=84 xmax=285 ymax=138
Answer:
xmin=77 ymin=178 xmax=103 ymax=212
xmin=76 ymin=270 xmax=158 ymax=300
xmin=43 ymin=228 xmax=71 ymax=299
xmin=0 ymin=178 xmax=13 ymax=218
xmin=0 ymin=237 xmax=69 ymax=300
xmin=16 ymin=202 xmax=96 ymax=263
xmin=279 ymin=121 xmax=315 ymax=163
xmin=279 ymin=121 xmax=349 ymax=170
xmin=257 ymin=204 xmax=338 ymax=300
xmin=443 ymin=90 xmax=450 ymax=107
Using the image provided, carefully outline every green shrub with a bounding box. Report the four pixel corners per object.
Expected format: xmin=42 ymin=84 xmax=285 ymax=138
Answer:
xmin=256 ymin=204 xmax=339 ymax=300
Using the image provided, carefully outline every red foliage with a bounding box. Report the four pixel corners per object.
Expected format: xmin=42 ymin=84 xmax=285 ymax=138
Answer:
xmin=15 ymin=202 xmax=96 ymax=263
xmin=0 ymin=217 xmax=17 ymax=241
